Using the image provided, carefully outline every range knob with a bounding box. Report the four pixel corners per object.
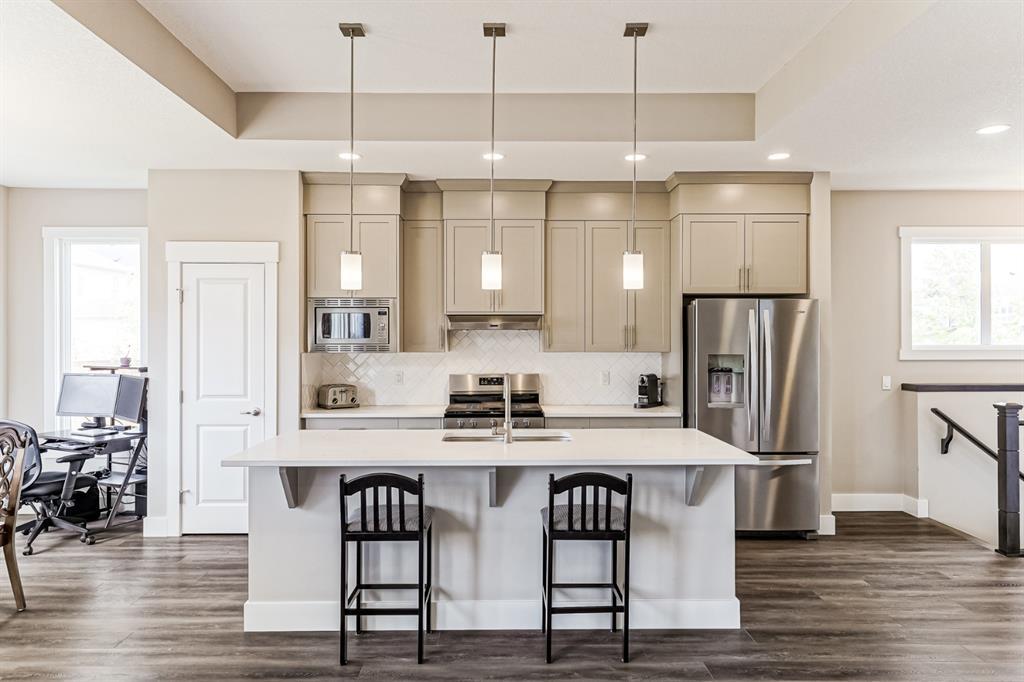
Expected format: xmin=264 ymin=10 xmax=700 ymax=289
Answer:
xmin=469 ymin=419 xmax=478 ymax=428
xmin=489 ymin=418 xmax=498 ymax=428
xmin=512 ymin=419 xmax=520 ymax=428
xmin=457 ymin=419 xmax=465 ymax=429
xmin=522 ymin=418 xmax=531 ymax=428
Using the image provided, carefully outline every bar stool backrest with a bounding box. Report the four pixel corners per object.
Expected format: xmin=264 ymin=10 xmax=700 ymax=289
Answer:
xmin=341 ymin=472 xmax=424 ymax=533
xmin=548 ymin=471 xmax=633 ymax=533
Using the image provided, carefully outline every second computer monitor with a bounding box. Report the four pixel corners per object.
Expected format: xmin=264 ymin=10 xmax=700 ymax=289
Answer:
xmin=56 ymin=373 xmax=120 ymax=418
xmin=114 ymin=375 xmax=148 ymax=424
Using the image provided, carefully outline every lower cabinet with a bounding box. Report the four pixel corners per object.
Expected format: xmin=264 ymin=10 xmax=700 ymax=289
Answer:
xmin=546 ymin=417 xmax=681 ymax=429
xmin=304 ymin=418 xmax=442 ymax=430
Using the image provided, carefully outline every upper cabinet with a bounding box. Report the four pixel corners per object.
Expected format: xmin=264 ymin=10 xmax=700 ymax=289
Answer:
xmin=682 ymin=213 xmax=807 ymax=294
xmin=445 ymin=218 xmax=544 ymax=314
xmin=585 ymin=221 xmax=629 ymax=352
xmin=402 ymin=220 xmax=445 ymax=352
xmin=544 ymin=221 xmax=586 ymax=351
xmin=306 ymin=213 xmax=399 ymax=298
xmin=630 ymin=220 xmax=671 ymax=351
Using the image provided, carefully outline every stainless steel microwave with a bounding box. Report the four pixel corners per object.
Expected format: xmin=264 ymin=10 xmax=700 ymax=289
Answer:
xmin=308 ymin=298 xmax=396 ymax=353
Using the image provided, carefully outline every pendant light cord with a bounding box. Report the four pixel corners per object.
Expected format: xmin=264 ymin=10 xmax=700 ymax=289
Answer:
xmin=490 ymin=31 xmax=496 ymax=251
xmin=349 ymin=33 xmax=355 ymax=239
xmin=631 ymin=31 xmax=637 ymax=251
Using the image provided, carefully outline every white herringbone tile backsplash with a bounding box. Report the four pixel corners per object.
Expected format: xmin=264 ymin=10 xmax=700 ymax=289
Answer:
xmin=301 ymin=331 xmax=661 ymax=407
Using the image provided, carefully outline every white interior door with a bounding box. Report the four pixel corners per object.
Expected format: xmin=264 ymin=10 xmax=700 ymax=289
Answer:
xmin=181 ymin=263 xmax=266 ymax=534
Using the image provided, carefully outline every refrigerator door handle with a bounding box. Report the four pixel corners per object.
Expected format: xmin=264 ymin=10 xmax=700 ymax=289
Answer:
xmin=746 ymin=308 xmax=756 ymax=443
xmin=762 ymin=308 xmax=772 ymax=440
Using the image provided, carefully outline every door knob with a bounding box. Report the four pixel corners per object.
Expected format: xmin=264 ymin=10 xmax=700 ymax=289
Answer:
xmin=241 ymin=408 xmax=262 ymax=416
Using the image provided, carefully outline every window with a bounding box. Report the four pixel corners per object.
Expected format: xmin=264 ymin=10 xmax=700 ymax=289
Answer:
xmin=900 ymin=226 xmax=1024 ymax=360
xmin=43 ymin=228 xmax=147 ymax=429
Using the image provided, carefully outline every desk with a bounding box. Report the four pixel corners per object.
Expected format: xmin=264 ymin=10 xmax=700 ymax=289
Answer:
xmin=39 ymin=429 xmax=148 ymax=533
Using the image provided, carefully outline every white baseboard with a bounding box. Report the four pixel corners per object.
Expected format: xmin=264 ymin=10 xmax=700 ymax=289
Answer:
xmin=142 ymin=516 xmax=172 ymax=537
xmin=831 ymin=493 xmax=929 ymax=518
xmin=243 ymin=597 xmax=741 ymax=632
xmin=818 ymin=514 xmax=836 ymax=535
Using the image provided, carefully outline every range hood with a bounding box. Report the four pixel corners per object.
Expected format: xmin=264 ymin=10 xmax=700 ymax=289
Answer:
xmin=446 ymin=314 xmax=543 ymax=331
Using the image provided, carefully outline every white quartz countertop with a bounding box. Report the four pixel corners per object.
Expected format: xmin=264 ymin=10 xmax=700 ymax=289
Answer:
xmin=301 ymin=404 xmax=681 ymax=419
xmin=222 ymin=428 xmax=755 ymax=468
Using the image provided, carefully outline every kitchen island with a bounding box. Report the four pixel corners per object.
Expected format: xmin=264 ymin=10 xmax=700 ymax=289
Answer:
xmin=223 ymin=428 xmax=756 ymax=632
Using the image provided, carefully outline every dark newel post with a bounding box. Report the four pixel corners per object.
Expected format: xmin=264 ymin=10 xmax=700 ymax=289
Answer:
xmin=994 ymin=402 xmax=1022 ymax=558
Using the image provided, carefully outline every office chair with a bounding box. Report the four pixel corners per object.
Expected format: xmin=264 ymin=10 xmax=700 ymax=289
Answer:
xmin=2 ymin=420 xmax=102 ymax=555
xmin=1 ymin=422 xmax=30 ymax=610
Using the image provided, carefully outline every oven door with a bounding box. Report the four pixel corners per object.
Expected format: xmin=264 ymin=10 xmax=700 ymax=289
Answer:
xmin=317 ymin=308 xmax=376 ymax=345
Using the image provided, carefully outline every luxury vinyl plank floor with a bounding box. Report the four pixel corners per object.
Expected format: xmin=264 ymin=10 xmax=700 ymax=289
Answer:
xmin=1 ymin=512 xmax=1021 ymax=681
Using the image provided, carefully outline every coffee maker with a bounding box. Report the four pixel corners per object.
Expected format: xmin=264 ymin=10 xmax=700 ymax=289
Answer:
xmin=635 ymin=373 xmax=663 ymax=408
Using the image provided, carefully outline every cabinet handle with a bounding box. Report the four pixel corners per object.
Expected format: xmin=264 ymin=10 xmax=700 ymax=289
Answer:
xmin=746 ymin=266 xmax=751 ymax=290
xmin=438 ymin=324 xmax=444 ymax=350
xmin=623 ymin=324 xmax=627 ymax=350
xmin=738 ymin=266 xmax=742 ymax=291
xmin=632 ymin=324 xmax=637 ymax=350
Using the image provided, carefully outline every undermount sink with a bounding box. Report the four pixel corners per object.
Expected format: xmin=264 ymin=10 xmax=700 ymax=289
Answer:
xmin=441 ymin=431 xmax=572 ymax=443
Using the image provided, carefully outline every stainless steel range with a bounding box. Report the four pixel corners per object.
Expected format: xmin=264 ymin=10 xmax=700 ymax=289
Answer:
xmin=443 ymin=373 xmax=545 ymax=429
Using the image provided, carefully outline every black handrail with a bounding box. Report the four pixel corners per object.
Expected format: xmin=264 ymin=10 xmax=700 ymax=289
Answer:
xmin=930 ymin=408 xmax=1024 ymax=482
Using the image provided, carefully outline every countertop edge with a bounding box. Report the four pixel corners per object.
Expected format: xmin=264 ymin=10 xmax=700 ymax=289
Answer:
xmin=301 ymin=405 xmax=683 ymax=419
xmin=900 ymin=383 xmax=1024 ymax=393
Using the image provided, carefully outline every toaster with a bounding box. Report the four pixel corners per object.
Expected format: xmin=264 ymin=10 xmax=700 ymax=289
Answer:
xmin=317 ymin=384 xmax=360 ymax=409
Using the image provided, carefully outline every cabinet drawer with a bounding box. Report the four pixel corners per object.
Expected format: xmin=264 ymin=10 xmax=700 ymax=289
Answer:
xmin=545 ymin=418 xmax=590 ymax=429
xmin=304 ymin=418 xmax=399 ymax=430
xmin=398 ymin=418 xmax=442 ymax=430
xmin=589 ymin=417 xmax=681 ymax=429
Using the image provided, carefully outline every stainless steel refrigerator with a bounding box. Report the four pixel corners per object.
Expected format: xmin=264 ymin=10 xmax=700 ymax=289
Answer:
xmin=686 ymin=298 xmax=820 ymax=532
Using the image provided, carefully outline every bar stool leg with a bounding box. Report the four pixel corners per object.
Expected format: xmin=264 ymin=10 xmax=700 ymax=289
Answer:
xmin=355 ymin=540 xmax=364 ymax=634
xmin=622 ymin=535 xmax=630 ymax=663
xmin=540 ymin=528 xmax=547 ymax=632
xmin=610 ymin=540 xmax=618 ymax=632
xmin=426 ymin=524 xmax=433 ymax=634
xmin=545 ymin=534 xmax=554 ymax=663
xmin=417 ymin=529 xmax=425 ymax=664
xmin=340 ymin=536 xmax=348 ymax=665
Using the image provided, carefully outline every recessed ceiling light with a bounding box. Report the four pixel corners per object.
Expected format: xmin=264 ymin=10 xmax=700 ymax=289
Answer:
xmin=767 ymin=152 xmax=791 ymax=161
xmin=483 ymin=152 xmax=504 ymax=160
xmin=976 ymin=124 xmax=1011 ymax=135
xmin=338 ymin=151 xmax=361 ymax=160
xmin=624 ymin=153 xmax=647 ymax=162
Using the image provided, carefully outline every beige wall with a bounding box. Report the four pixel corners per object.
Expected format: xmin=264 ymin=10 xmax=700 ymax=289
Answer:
xmin=831 ymin=190 xmax=1024 ymax=497
xmin=0 ymin=186 xmax=7 ymax=417
xmin=146 ymin=170 xmax=303 ymax=527
xmin=3 ymin=188 xmax=148 ymax=426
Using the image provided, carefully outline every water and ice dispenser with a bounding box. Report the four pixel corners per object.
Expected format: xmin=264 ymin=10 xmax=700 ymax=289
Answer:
xmin=707 ymin=355 xmax=745 ymax=407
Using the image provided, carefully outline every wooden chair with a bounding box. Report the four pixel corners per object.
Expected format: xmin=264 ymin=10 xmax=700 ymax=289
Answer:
xmin=541 ymin=471 xmax=633 ymax=663
xmin=0 ymin=421 xmax=32 ymax=611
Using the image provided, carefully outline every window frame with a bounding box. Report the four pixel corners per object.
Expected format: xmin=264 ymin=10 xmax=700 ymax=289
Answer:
xmin=41 ymin=227 xmax=148 ymax=430
xmin=899 ymin=225 xmax=1024 ymax=361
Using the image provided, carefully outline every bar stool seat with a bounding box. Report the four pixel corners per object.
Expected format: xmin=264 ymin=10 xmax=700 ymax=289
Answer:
xmin=346 ymin=505 xmax=433 ymax=532
xmin=541 ymin=504 xmax=624 ymax=532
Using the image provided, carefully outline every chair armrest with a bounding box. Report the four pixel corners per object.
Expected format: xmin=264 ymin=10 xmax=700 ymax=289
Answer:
xmin=55 ymin=451 xmax=97 ymax=464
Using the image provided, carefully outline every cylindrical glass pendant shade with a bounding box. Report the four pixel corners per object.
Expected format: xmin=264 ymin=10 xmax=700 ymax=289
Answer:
xmin=340 ymin=251 xmax=363 ymax=290
xmin=623 ymin=250 xmax=644 ymax=290
xmin=481 ymin=251 xmax=502 ymax=290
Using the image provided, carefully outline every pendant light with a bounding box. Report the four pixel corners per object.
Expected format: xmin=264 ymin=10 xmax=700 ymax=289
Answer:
xmin=622 ymin=23 xmax=647 ymax=291
xmin=481 ymin=22 xmax=505 ymax=291
xmin=339 ymin=23 xmax=365 ymax=292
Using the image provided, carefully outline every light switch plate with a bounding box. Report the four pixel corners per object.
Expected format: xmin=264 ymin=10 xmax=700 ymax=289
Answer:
xmin=882 ymin=375 xmax=892 ymax=391
xmin=600 ymin=370 xmax=611 ymax=386
xmin=394 ymin=371 xmax=405 ymax=386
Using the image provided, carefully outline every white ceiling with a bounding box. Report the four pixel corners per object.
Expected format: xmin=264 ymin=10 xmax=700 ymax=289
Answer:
xmin=138 ymin=0 xmax=849 ymax=94
xmin=1 ymin=0 xmax=1021 ymax=190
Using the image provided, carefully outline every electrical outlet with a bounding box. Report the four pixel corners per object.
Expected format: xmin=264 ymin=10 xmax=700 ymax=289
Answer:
xmin=881 ymin=375 xmax=892 ymax=391
xmin=394 ymin=371 xmax=405 ymax=386
xmin=600 ymin=370 xmax=611 ymax=386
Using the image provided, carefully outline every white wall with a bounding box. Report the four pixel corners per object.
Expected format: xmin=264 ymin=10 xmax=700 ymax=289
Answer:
xmin=0 ymin=186 xmax=7 ymax=418
xmin=831 ymin=190 xmax=1024 ymax=498
xmin=146 ymin=170 xmax=303 ymax=531
xmin=2 ymin=188 xmax=147 ymax=426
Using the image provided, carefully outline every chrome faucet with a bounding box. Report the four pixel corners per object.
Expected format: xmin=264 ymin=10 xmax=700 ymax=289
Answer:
xmin=490 ymin=373 xmax=514 ymax=443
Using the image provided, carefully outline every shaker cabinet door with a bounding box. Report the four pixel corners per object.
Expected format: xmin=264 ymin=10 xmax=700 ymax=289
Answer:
xmin=629 ymin=220 xmax=670 ymax=352
xmin=495 ymin=219 xmax=544 ymax=314
xmin=681 ymin=215 xmax=745 ymax=294
xmin=352 ymin=215 xmax=399 ymax=298
xmin=306 ymin=214 xmax=352 ymax=297
xmin=445 ymin=219 xmax=493 ymax=313
xmin=402 ymin=220 xmax=445 ymax=352
xmin=744 ymin=214 xmax=808 ymax=294
xmin=585 ymin=221 xmax=628 ymax=352
xmin=544 ymin=221 xmax=585 ymax=351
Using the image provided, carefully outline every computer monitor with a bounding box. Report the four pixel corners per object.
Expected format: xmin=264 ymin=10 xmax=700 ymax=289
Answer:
xmin=56 ymin=373 xmax=120 ymax=418
xmin=114 ymin=375 xmax=148 ymax=424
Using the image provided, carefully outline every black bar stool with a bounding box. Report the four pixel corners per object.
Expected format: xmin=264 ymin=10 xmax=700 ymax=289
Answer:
xmin=339 ymin=472 xmax=433 ymax=665
xmin=541 ymin=471 xmax=633 ymax=663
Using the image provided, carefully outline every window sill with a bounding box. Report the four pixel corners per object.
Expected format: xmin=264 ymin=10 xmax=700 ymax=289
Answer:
xmin=899 ymin=348 xmax=1024 ymax=361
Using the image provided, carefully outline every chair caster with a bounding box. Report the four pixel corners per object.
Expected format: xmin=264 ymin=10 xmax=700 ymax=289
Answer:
xmin=80 ymin=535 xmax=95 ymax=545
xmin=22 ymin=546 xmax=33 ymax=556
